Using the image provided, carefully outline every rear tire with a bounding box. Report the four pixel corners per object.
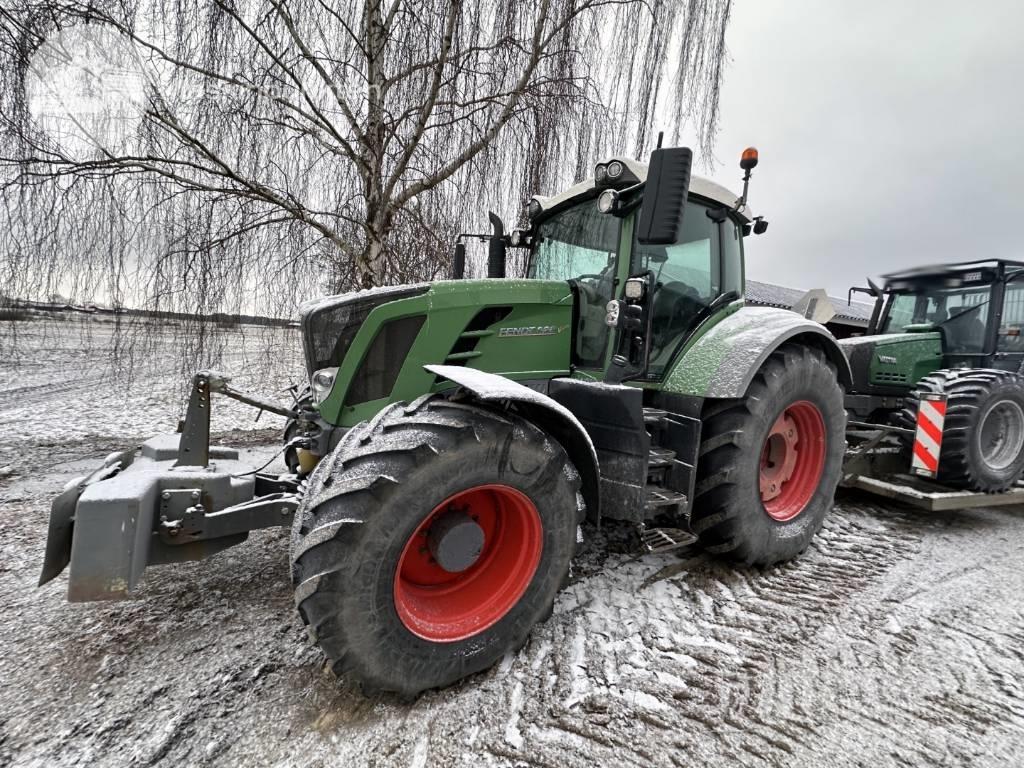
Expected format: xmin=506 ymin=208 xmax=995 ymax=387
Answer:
xmin=692 ymin=344 xmax=846 ymax=566
xmin=899 ymin=369 xmax=1024 ymax=492
xmin=289 ymin=396 xmax=582 ymax=697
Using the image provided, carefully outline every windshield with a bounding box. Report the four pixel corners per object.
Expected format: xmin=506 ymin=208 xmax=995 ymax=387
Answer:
xmin=529 ymin=199 xmax=620 ymax=367
xmin=529 ymin=199 xmax=619 ymax=281
xmin=882 ymin=283 xmax=992 ymax=352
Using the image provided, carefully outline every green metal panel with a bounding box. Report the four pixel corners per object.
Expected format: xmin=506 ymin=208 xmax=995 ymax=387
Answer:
xmin=316 ymin=279 xmax=574 ymax=427
xmin=653 ymin=298 xmax=745 ymax=395
xmin=868 ymin=332 xmax=943 ymax=388
xmin=657 ymin=304 xmax=850 ymax=399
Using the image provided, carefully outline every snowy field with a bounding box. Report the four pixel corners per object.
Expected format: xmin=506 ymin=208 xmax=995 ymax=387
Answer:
xmin=2 ymin=317 xmax=1024 ymax=767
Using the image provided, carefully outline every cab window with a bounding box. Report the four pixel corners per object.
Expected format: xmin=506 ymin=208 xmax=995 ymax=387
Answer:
xmin=529 ymin=199 xmax=620 ymax=367
xmin=999 ymin=279 xmax=1024 ymax=352
xmin=882 ymin=285 xmax=991 ymax=353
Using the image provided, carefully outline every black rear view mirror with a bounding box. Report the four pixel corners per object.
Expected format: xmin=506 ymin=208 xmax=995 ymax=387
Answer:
xmin=636 ymin=146 xmax=693 ymax=245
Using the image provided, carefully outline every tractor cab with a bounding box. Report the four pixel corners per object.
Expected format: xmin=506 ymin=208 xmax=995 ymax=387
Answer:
xmin=522 ymin=150 xmax=759 ymax=382
xmin=854 ymin=259 xmax=1024 ymax=375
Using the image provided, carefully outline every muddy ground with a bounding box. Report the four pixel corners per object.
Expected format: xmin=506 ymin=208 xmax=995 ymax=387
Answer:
xmin=2 ymin=319 xmax=1023 ymax=767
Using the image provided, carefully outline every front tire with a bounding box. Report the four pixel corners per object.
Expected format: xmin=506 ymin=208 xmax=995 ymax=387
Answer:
xmin=692 ymin=343 xmax=846 ymax=566
xmin=289 ymin=396 xmax=582 ymax=697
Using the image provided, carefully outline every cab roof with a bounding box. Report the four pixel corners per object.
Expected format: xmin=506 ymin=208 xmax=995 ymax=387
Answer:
xmin=532 ymin=155 xmax=753 ymax=223
xmin=882 ymin=259 xmax=1024 ymax=289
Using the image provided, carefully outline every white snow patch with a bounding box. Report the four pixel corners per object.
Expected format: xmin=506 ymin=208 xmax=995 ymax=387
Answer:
xmin=503 ymin=681 xmax=525 ymax=749
xmin=408 ymin=733 xmax=429 ymax=768
xmin=563 ymin=625 xmax=590 ymax=709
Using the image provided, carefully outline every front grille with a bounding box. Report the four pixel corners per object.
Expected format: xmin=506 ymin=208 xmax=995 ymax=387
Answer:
xmin=874 ymin=371 xmax=908 ymax=383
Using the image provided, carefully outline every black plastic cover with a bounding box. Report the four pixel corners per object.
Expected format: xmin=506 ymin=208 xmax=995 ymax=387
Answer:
xmin=548 ymin=377 xmax=648 ymax=523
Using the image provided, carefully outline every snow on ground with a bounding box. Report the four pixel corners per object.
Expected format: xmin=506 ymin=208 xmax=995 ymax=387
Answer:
xmin=1 ymin=317 xmax=1024 ymax=767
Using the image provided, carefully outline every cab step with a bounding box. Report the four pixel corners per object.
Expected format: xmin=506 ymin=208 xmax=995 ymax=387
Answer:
xmin=643 ymin=407 xmax=668 ymax=427
xmin=640 ymin=525 xmax=698 ymax=554
xmin=648 ymin=447 xmax=676 ymax=468
xmin=644 ymin=486 xmax=688 ymax=510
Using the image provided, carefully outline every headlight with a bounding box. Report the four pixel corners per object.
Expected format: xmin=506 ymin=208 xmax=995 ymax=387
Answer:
xmin=606 ymin=160 xmax=623 ymax=180
xmin=597 ymin=189 xmax=619 ymax=214
xmin=311 ymin=367 xmax=338 ymax=405
xmin=595 ymin=163 xmax=608 ymax=183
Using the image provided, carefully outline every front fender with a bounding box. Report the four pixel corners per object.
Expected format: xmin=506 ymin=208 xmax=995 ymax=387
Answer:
xmin=664 ymin=306 xmax=853 ymax=399
xmin=425 ymin=365 xmax=601 ymax=520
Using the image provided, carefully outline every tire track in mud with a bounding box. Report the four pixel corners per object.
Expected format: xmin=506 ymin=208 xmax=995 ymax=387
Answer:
xmin=489 ymin=502 xmax=927 ymax=768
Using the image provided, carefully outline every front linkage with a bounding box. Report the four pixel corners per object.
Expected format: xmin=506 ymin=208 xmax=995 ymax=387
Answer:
xmin=39 ymin=370 xmax=303 ymax=601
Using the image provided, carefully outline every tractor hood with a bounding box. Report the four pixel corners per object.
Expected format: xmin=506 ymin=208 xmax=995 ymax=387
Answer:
xmin=301 ymin=279 xmax=575 ymax=427
xmin=840 ymin=332 xmax=943 ymax=393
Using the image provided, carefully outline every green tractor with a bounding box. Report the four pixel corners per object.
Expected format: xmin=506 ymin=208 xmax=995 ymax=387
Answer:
xmin=40 ymin=146 xmax=853 ymax=696
xmin=842 ymin=259 xmax=1024 ymax=493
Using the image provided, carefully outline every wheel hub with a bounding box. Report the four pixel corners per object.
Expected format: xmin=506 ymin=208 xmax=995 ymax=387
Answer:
xmin=427 ymin=510 xmax=485 ymax=573
xmin=758 ymin=401 xmax=826 ymax=522
xmin=760 ymin=413 xmax=799 ymax=501
xmin=393 ymin=484 xmax=543 ymax=643
xmin=979 ymin=399 xmax=1024 ymax=471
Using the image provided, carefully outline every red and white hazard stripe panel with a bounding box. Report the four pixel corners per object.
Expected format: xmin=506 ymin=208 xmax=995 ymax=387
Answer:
xmin=911 ymin=393 xmax=948 ymax=477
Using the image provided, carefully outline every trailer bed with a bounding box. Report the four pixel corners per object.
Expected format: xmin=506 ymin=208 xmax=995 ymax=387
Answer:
xmin=842 ymin=473 xmax=1024 ymax=511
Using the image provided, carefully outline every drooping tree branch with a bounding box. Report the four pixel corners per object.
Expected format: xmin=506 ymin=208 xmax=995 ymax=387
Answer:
xmin=0 ymin=0 xmax=734 ymax=316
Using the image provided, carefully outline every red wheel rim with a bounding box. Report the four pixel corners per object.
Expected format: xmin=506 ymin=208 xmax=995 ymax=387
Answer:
xmin=393 ymin=484 xmax=543 ymax=643
xmin=759 ymin=400 xmax=826 ymax=522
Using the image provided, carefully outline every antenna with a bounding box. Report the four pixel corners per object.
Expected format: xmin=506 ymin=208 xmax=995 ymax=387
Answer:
xmin=656 ymin=131 xmax=664 ymax=149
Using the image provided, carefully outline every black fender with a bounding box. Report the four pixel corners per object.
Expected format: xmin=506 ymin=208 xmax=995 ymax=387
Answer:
xmin=664 ymin=306 xmax=853 ymax=399
xmin=425 ymin=365 xmax=602 ymax=521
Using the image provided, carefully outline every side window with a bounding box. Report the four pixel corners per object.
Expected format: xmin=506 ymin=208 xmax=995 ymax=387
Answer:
xmin=999 ymin=280 xmax=1024 ymax=352
xmin=634 ymin=202 xmax=719 ymax=302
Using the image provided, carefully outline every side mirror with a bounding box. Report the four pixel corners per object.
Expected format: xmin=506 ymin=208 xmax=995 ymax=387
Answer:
xmin=451 ymin=241 xmax=466 ymax=279
xmin=636 ymin=147 xmax=692 ymax=245
xmin=487 ymin=211 xmax=506 ymax=278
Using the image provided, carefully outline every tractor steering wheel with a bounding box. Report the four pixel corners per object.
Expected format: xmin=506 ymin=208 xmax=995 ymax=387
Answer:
xmin=575 ymin=269 xmax=614 ymax=303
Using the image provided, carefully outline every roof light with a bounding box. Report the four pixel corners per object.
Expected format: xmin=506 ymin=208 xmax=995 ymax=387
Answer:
xmin=607 ymin=160 xmax=624 ymax=179
xmin=740 ymin=147 xmax=758 ymax=170
xmin=527 ymin=197 xmax=543 ymax=219
xmin=595 ymin=163 xmax=608 ymax=183
xmin=597 ymin=189 xmax=619 ymax=214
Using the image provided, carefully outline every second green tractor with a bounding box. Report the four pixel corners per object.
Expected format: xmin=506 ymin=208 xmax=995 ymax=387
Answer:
xmin=843 ymin=259 xmax=1024 ymax=492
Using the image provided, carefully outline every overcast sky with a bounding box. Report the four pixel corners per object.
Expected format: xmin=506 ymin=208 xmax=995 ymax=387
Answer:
xmin=701 ymin=0 xmax=1024 ymax=299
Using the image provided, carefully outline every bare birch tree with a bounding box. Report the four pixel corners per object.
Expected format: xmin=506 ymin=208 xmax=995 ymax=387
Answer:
xmin=0 ymin=0 xmax=732 ymax=317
